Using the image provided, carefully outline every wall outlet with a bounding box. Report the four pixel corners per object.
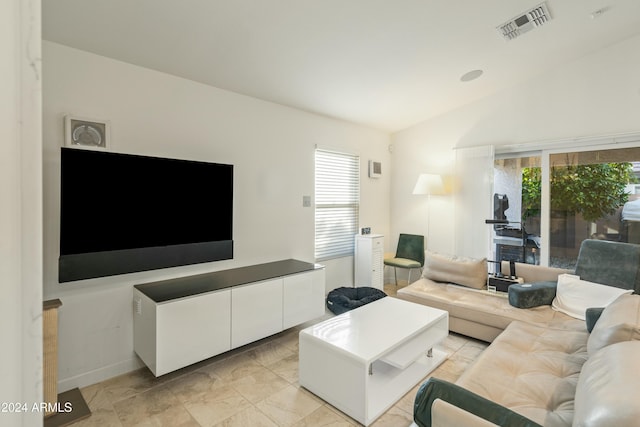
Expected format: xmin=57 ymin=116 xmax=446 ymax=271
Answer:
xmin=302 ymin=195 xmax=311 ymax=207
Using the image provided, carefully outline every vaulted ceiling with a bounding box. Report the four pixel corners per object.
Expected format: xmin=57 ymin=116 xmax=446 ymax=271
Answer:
xmin=43 ymin=0 xmax=640 ymax=132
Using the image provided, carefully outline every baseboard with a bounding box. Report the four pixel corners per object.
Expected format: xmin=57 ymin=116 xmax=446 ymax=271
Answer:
xmin=57 ymin=357 xmax=144 ymax=393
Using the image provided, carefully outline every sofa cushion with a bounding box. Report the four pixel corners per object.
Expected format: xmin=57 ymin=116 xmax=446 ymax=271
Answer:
xmin=587 ymin=293 xmax=640 ymax=355
xmin=574 ymin=239 xmax=640 ymax=293
xmin=456 ymin=321 xmax=589 ymax=427
xmin=551 ymin=274 xmax=632 ymax=320
xmin=423 ymin=251 xmax=487 ymax=290
xmin=500 ymin=261 xmax=569 ymax=283
xmin=574 ymin=341 xmax=640 ymax=427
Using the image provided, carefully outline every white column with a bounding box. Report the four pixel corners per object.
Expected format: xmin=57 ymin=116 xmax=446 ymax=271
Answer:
xmin=0 ymin=1 xmax=43 ymax=426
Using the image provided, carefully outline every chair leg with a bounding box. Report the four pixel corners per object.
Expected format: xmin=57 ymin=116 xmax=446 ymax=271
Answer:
xmin=408 ymin=268 xmax=412 ymax=285
xmin=394 ymin=267 xmax=398 ymax=287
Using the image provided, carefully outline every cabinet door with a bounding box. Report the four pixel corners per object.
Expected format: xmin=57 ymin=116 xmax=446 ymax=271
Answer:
xmin=156 ymin=289 xmax=231 ymax=376
xmin=232 ymin=279 xmax=283 ymax=348
xmin=283 ymin=269 xmax=325 ymax=329
xmin=372 ymin=244 xmax=384 ymax=290
xmin=354 ymin=236 xmax=371 ymax=286
xmin=355 ymin=235 xmax=384 ymax=289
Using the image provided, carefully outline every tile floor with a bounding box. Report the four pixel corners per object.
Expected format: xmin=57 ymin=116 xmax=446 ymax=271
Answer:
xmin=71 ymin=285 xmax=488 ymax=427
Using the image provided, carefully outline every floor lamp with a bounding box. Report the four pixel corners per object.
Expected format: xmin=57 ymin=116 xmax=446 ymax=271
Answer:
xmin=413 ymin=173 xmax=446 ymax=247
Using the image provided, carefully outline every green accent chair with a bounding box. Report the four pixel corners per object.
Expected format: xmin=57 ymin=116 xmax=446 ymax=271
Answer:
xmin=384 ymin=233 xmax=425 ymax=286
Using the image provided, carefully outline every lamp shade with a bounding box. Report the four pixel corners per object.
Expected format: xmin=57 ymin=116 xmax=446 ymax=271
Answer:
xmin=413 ymin=173 xmax=446 ymax=195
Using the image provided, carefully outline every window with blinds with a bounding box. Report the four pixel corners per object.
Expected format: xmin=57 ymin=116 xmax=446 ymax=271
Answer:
xmin=315 ymin=149 xmax=360 ymax=261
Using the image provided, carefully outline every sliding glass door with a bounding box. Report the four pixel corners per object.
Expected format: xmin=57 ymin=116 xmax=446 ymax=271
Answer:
xmin=492 ymin=155 xmax=542 ymax=265
xmin=547 ymin=147 xmax=640 ymax=268
xmin=492 ymin=142 xmax=640 ymax=268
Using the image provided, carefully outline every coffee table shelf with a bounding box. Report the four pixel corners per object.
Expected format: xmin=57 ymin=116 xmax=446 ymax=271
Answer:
xmin=299 ymin=297 xmax=448 ymax=426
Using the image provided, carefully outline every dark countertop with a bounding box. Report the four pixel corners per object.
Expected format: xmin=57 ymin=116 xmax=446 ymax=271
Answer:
xmin=134 ymin=259 xmax=323 ymax=303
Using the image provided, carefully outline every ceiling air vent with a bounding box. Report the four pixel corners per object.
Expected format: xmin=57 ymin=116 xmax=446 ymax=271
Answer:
xmin=498 ymin=2 xmax=551 ymax=41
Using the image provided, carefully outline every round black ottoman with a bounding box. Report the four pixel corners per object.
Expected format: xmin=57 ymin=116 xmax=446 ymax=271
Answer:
xmin=326 ymin=286 xmax=387 ymax=315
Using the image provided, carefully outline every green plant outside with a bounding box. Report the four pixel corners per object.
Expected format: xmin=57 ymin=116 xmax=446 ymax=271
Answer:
xmin=522 ymin=162 xmax=637 ymax=222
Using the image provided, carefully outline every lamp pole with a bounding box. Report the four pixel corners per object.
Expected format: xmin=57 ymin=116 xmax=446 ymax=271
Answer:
xmin=413 ymin=173 xmax=446 ymax=249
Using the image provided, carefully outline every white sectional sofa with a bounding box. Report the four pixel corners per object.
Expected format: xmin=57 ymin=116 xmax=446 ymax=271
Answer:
xmin=397 ymin=259 xmax=578 ymax=342
xmin=402 ymin=240 xmax=640 ymax=427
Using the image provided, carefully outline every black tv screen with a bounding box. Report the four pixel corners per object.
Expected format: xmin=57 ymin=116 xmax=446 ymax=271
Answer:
xmin=59 ymin=148 xmax=233 ymax=282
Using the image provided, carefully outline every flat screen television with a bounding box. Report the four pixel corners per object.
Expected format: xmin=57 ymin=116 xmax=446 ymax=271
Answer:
xmin=59 ymin=147 xmax=233 ymax=282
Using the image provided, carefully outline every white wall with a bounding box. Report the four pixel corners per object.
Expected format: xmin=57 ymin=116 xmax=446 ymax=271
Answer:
xmin=1 ymin=1 xmax=43 ymax=426
xmin=391 ymin=34 xmax=640 ymax=256
xmin=42 ymin=41 xmax=391 ymax=391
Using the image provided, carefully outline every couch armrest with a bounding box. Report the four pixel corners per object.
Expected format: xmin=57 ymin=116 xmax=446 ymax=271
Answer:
xmin=413 ymin=378 xmax=541 ymax=427
xmin=432 ymin=399 xmax=499 ymax=427
xmin=508 ymin=281 xmax=557 ymax=308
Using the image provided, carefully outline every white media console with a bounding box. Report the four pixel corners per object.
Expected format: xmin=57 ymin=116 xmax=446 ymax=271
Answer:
xmin=133 ymin=259 xmax=325 ymax=376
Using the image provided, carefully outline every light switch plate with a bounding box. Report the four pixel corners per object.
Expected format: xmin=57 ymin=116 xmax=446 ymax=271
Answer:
xmin=303 ymin=195 xmax=311 ymax=207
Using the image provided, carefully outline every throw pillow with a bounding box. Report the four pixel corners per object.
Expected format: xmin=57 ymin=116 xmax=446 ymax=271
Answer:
xmin=587 ymin=293 xmax=640 ymax=355
xmin=423 ymin=250 xmax=487 ymax=290
xmin=508 ymin=281 xmax=557 ymax=309
xmin=551 ymin=273 xmax=632 ymax=320
xmin=574 ymin=341 xmax=640 ymax=427
xmin=585 ymin=307 xmax=605 ymax=333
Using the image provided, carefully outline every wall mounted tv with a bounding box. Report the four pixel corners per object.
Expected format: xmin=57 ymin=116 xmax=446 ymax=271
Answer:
xmin=59 ymin=147 xmax=233 ymax=283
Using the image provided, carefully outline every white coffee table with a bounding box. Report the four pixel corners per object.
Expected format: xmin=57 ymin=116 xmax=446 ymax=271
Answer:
xmin=299 ymin=297 xmax=448 ymax=426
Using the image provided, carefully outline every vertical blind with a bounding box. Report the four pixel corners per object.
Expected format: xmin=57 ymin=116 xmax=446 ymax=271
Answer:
xmin=315 ymin=149 xmax=360 ymax=261
xmin=454 ymin=145 xmax=494 ymax=259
